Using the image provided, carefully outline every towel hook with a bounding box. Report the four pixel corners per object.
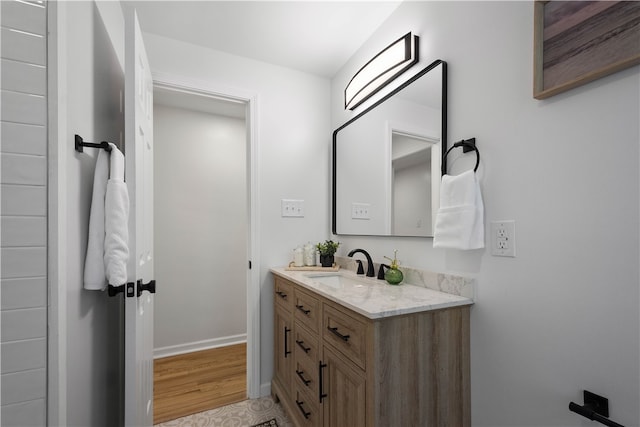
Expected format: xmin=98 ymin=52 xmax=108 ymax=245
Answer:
xmin=442 ymin=137 xmax=479 ymax=175
xmin=75 ymin=134 xmax=112 ymax=153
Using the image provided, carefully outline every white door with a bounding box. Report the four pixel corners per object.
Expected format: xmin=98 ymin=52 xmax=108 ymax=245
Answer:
xmin=124 ymin=9 xmax=155 ymax=427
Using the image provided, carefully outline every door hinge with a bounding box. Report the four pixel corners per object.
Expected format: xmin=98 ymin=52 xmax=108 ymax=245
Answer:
xmin=249 ymin=260 xmax=252 ymax=269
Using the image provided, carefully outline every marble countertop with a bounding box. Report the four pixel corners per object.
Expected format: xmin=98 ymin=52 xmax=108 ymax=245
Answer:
xmin=271 ymin=267 xmax=473 ymax=320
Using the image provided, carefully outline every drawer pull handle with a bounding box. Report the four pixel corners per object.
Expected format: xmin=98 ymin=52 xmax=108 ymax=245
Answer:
xmin=296 ymin=369 xmax=311 ymax=386
xmin=296 ymin=304 xmax=311 ymax=315
xmin=328 ymin=326 xmax=350 ymax=342
xmin=296 ymin=399 xmax=311 ymax=419
xmin=319 ymin=362 xmax=327 ymax=403
xmin=284 ymin=326 xmax=291 ymax=357
xmin=296 ymin=339 xmax=311 ymax=353
xmin=276 ymin=291 xmax=287 ymax=299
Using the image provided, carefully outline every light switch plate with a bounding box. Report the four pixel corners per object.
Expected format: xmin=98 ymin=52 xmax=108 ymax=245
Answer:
xmin=281 ymin=199 xmax=304 ymax=217
xmin=351 ymin=203 xmax=371 ymax=220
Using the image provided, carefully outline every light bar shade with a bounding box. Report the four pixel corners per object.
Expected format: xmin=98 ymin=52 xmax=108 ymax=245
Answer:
xmin=345 ymin=32 xmax=419 ymax=110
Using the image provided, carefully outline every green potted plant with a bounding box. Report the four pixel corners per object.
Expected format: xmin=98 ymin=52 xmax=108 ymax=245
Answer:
xmin=316 ymin=239 xmax=340 ymax=267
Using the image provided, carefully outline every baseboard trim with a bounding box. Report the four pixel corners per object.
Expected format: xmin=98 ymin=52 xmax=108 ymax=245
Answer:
xmin=260 ymin=382 xmax=271 ymax=397
xmin=154 ymin=334 xmax=247 ymax=359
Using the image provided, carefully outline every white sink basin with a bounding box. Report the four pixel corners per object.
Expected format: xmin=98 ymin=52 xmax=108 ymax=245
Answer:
xmin=304 ymin=272 xmax=369 ymax=290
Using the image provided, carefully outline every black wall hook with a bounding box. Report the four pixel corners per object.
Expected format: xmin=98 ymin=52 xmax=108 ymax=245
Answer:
xmin=75 ymin=134 xmax=112 ymax=153
xmin=442 ymin=137 xmax=479 ymax=175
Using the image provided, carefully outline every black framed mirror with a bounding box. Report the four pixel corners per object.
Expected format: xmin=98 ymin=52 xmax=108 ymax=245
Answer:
xmin=332 ymin=59 xmax=447 ymax=237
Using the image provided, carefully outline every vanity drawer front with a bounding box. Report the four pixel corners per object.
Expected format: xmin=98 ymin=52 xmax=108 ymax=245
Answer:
xmin=294 ymin=323 xmax=319 ymax=364
xmin=274 ymin=277 xmax=293 ymax=311
xmin=294 ymin=289 xmax=321 ymax=333
xmin=292 ymin=386 xmax=321 ymax=427
xmin=323 ymin=303 xmax=367 ymax=370
xmin=293 ymin=353 xmax=319 ymax=398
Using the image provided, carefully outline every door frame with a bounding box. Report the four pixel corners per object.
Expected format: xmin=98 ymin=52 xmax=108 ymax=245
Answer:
xmin=47 ymin=1 xmax=66 ymax=425
xmin=151 ymin=71 xmax=261 ymax=399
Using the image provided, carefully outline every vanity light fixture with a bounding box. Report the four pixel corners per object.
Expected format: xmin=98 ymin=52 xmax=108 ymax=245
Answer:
xmin=344 ymin=32 xmax=419 ymax=110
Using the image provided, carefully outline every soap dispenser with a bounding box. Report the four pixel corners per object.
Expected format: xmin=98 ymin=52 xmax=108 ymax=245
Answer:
xmin=383 ymin=250 xmax=403 ymax=285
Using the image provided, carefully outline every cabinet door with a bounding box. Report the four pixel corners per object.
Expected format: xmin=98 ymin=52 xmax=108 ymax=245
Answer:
xmin=322 ymin=346 xmax=366 ymax=427
xmin=274 ymin=304 xmax=293 ymax=391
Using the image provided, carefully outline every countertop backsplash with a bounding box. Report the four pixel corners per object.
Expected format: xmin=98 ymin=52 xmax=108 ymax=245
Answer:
xmin=334 ymin=256 xmax=475 ymax=300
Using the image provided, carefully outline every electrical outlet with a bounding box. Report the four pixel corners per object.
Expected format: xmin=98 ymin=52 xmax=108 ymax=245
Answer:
xmin=281 ymin=199 xmax=304 ymax=217
xmin=491 ymin=220 xmax=516 ymax=257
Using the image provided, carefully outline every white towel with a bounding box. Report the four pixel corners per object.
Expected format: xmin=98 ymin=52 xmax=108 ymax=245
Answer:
xmin=104 ymin=143 xmax=130 ymax=288
xmin=433 ymin=169 xmax=484 ymax=250
xmin=83 ymin=148 xmax=110 ymax=290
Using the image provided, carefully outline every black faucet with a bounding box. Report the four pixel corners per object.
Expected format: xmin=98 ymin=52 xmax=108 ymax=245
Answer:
xmin=377 ymin=264 xmax=389 ymax=280
xmin=348 ymin=248 xmax=375 ymax=277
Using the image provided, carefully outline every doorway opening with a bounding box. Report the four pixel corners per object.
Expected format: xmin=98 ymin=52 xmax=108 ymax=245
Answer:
xmin=150 ymin=81 xmax=259 ymax=423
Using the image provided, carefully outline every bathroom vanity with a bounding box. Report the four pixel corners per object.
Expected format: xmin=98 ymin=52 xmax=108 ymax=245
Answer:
xmin=271 ymin=267 xmax=473 ymax=427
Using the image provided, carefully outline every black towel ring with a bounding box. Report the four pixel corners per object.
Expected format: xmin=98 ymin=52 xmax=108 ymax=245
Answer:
xmin=442 ymin=137 xmax=479 ymax=175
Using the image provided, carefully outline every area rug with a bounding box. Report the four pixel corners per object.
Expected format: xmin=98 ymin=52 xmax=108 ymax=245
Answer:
xmin=153 ymin=396 xmax=291 ymax=427
xmin=250 ymin=419 xmax=278 ymax=427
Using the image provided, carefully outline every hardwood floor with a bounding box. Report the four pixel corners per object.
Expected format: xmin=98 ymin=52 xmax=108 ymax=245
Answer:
xmin=153 ymin=343 xmax=247 ymax=424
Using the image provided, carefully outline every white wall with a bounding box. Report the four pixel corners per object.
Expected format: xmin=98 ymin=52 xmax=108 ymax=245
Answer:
xmin=153 ymin=104 xmax=247 ymax=356
xmin=1 ymin=1 xmax=48 ymax=425
xmin=51 ymin=2 xmax=639 ymax=425
xmin=331 ymin=2 xmax=639 ymax=426
xmin=58 ymin=2 xmax=125 ymax=425
xmin=143 ymin=33 xmax=331 ymax=390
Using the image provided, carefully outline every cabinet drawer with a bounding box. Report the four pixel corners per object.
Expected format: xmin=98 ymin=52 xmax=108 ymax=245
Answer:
xmin=294 ymin=289 xmax=320 ymax=333
xmin=293 ymin=354 xmax=318 ymax=397
xmin=294 ymin=323 xmax=319 ymax=365
xmin=293 ymin=386 xmax=321 ymax=427
xmin=323 ymin=303 xmax=367 ymax=370
xmin=274 ymin=277 xmax=293 ymax=311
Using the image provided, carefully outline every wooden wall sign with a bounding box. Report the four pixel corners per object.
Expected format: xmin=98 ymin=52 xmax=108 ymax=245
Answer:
xmin=533 ymin=1 xmax=640 ymax=99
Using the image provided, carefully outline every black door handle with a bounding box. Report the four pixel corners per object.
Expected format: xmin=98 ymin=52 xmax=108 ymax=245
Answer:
xmin=284 ymin=327 xmax=292 ymax=357
xmin=137 ymin=279 xmax=156 ymax=297
xmin=319 ymin=362 xmax=327 ymax=402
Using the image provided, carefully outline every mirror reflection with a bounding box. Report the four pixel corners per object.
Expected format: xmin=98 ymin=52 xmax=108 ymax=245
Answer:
xmin=333 ymin=60 xmax=447 ymax=237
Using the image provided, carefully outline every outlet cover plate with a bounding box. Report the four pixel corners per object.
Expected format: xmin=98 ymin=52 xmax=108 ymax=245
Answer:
xmin=491 ymin=220 xmax=516 ymax=257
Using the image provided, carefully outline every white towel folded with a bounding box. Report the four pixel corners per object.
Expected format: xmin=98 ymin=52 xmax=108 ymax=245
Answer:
xmin=83 ymin=148 xmax=110 ymax=290
xmin=433 ymin=169 xmax=484 ymax=250
xmin=104 ymin=143 xmax=130 ymax=288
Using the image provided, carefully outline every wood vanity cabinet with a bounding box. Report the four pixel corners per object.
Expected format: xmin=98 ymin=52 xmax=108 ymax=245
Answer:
xmin=272 ymin=274 xmax=471 ymax=427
